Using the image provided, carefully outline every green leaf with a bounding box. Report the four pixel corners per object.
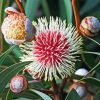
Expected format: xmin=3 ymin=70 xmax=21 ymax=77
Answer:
xmin=41 ymin=0 xmax=50 ymax=19
xmin=91 ymin=11 xmax=100 ymax=19
xmin=65 ymin=89 xmax=81 ymax=100
xmin=82 ymin=54 xmax=96 ymax=69
xmin=14 ymin=98 xmax=31 ymax=100
xmin=25 ymin=0 xmax=40 ymax=21
xmin=0 ymin=0 xmax=7 ymax=25
xmin=80 ymin=0 xmax=100 ymax=15
xmin=59 ymin=0 xmax=72 ymax=23
xmin=0 ymin=0 xmax=9 ymax=52
xmin=81 ymin=77 xmax=100 ymax=87
xmin=79 ymin=61 xmax=100 ymax=81
xmin=30 ymin=89 xmax=52 ymax=100
xmin=0 ymin=61 xmax=32 ymax=94
xmin=83 ymin=51 xmax=100 ymax=56
xmin=1 ymin=89 xmax=10 ymax=100
xmin=0 ymin=45 xmax=16 ymax=65
xmin=14 ymin=90 xmax=41 ymax=100
xmin=12 ymin=46 xmax=23 ymax=58
xmin=5 ymin=89 xmax=13 ymax=100
xmin=2 ymin=55 xmax=17 ymax=66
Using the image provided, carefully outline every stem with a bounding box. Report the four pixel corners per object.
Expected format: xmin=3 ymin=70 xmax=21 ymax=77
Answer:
xmin=88 ymin=95 xmax=93 ymax=100
xmin=86 ymin=36 xmax=100 ymax=46
xmin=52 ymin=79 xmax=61 ymax=100
xmin=15 ymin=0 xmax=25 ymax=14
xmin=82 ymin=51 xmax=100 ymax=56
xmin=28 ymin=80 xmax=41 ymax=83
xmin=72 ymin=0 xmax=80 ymax=31
xmin=60 ymin=78 xmax=67 ymax=91
xmin=36 ymin=89 xmax=53 ymax=95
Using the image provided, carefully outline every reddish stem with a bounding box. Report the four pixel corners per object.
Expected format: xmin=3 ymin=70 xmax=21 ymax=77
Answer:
xmin=60 ymin=78 xmax=67 ymax=92
xmin=52 ymin=80 xmax=61 ymax=100
xmin=15 ymin=0 xmax=25 ymax=14
xmin=88 ymin=95 xmax=93 ymax=100
xmin=72 ymin=0 xmax=80 ymax=31
xmin=36 ymin=89 xmax=53 ymax=95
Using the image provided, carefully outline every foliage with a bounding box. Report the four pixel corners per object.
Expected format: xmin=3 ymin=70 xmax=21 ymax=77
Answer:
xmin=0 ymin=0 xmax=100 ymax=100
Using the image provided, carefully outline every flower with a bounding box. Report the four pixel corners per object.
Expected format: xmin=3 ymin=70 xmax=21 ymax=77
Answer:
xmin=80 ymin=16 xmax=100 ymax=37
xmin=10 ymin=75 xmax=28 ymax=93
xmin=1 ymin=7 xmax=36 ymax=45
xmin=20 ymin=17 xmax=83 ymax=81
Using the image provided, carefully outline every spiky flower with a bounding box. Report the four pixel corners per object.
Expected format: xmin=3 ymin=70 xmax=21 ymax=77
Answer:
xmin=20 ymin=17 xmax=83 ymax=81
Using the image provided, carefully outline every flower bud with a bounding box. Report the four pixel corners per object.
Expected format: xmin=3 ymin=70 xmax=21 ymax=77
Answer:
xmin=80 ymin=16 xmax=100 ymax=36
xmin=75 ymin=85 xmax=87 ymax=98
xmin=73 ymin=68 xmax=88 ymax=83
xmin=10 ymin=75 xmax=28 ymax=93
xmin=1 ymin=7 xmax=36 ymax=45
xmin=69 ymin=84 xmax=87 ymax=99
xmin=75 ymin=68 xmax=88 ymax=76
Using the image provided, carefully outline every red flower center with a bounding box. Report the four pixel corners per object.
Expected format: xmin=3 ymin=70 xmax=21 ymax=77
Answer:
xmin=34 ymin=31 xmax=69 ymax=66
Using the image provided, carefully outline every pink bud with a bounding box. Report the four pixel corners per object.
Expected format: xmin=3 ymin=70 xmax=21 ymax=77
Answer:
xmin=10 ymin=75 xmax=28 ymax=93
xmin=80 ymin=16 xmax=100 ymax=36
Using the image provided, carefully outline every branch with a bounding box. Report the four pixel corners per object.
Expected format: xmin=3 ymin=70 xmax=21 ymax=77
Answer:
xmin=51 ymin=79 xmax=61 ymax=100
xmin=60 ymin=78 xmax=67 ymax=91
xmin=15 ymin=0 xmax=25 ymax=14
xmin=72 ymin=0 xmax=80 ymax=31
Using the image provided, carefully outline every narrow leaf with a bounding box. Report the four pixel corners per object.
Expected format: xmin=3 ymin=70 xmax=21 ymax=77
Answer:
xmin=30 ymin=89 xmax=52 ymax=100
xmin=65 ymin=89 xmax=81 ymax=100
xmin=0 ymin=0 xmax=7 ymax=24
xmin=80 ymin=61 xmax=100 ymax=81
xmin=0 ymin=61 xmax=32 ymax=94
xmin=0 ymin=0 xmax=8 ymax=53
xmin=14 ymin=90 xmax=41 ymax=100
xmin=41 ymin=0 xmax=50 ymax=19
xmin=80 ymin=0 xmax=100 ymax=15
xmin=25 ymin=0 xmax=40 ymax=21
xmin=62 ymin=0 xmax=72 ymax=23
xmin=0 ymin=45 xmax=16 ymax=65
xmin=81 ymin=77 xmax=100 ymax=87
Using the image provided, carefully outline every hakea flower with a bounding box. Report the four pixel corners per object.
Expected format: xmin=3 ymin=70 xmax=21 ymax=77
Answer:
xmin=1 ymin=7 xmax=36 ymax=45
xmin=20 ymin=17 xmax=83 ymax=81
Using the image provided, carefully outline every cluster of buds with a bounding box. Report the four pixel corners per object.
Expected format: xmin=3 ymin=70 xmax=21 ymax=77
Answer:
xmin=80 ymin=16 xmax=100 ymax=37
xmin=69 ymin=68 xmax=93 ymax=100
xmin=1 ymin=7 xmax=36 ymax=45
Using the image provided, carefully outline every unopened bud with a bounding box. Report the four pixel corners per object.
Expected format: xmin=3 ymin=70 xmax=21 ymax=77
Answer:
xmin=75 ymin=86 xmax=87 ymax=98
xmin=80 ymin=16 xmax=100 ymax=37
xmin=69 ymin=84 xmax=87 ymax=98
xmin=75 ymin=68 xmax=88 ymax=76
xmin=10 ymin=75 xmax=28 ymax=93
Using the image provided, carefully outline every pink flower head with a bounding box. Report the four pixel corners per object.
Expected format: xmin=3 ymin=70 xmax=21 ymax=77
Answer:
xmin=1 ymin=7 xmax=36 ymax=45
xmin=20 ymin=17 xmax=83 ymax=81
